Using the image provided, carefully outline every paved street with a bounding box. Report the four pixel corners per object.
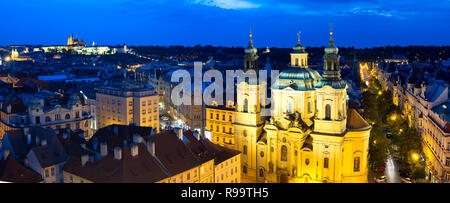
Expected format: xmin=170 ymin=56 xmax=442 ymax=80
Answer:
xmin=385 ymin=155 xmax=401 ymax=183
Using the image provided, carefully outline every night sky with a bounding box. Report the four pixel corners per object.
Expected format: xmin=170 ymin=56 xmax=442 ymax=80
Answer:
xmin=1 ymin=0 xmax=449 ymax=48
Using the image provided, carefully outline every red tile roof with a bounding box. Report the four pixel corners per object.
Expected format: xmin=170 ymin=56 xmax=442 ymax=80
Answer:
xmin=63 ymin=144 xmax=170 ymax=183
xmin=0 ymin=156 xmax=42 ymax=183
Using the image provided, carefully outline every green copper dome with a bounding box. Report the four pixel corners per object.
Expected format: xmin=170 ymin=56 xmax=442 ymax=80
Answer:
xmin=279 ymin=68 xmax=321 ymax=80
xmin=274 ymin=68 xmax=322 ymax=91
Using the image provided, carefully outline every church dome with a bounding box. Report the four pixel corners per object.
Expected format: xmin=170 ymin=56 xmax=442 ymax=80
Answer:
xmin=274 ymin=68 xmax=321 ymax=91
xmin=279 ymin=68 xmax=321 ymax=80
xmin=245 ymin=45 xmax=257 ymax=56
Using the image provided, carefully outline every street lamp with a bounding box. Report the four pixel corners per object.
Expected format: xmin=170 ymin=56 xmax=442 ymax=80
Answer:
xmin=390 ymin=114 xmax=397 ymax=121
xmin=412 ymin=153 xmax=420 ymax=161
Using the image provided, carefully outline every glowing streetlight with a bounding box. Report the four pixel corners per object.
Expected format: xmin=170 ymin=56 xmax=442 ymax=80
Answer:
xmin=378 ymin=91 xmax=382 ymax=95
xmin=412 ymin=153 xmax=419 ymax=161
xmin=390 ymin=114 xmax=397 ymax=121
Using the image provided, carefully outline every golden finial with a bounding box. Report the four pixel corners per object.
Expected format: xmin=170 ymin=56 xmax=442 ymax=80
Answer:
xmin=249 ymin=26 xmax=252 ymax=38
xmin=329 ymin=22 xmax=333 ymax=37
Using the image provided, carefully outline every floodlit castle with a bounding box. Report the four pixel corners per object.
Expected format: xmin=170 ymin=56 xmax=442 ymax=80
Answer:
xmin=42 ymin=34 xmax=117 ymax=55
xmin=208 ymin=26 xmax=372 ymax=183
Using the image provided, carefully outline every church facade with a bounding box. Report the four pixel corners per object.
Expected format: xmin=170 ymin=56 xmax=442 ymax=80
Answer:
xmin=232 ymin=28 xmax=371 ymax=183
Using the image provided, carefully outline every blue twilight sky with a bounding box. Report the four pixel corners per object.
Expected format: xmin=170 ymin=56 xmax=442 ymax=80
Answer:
xmin=0 ymin=0 xmax=449 ymax=48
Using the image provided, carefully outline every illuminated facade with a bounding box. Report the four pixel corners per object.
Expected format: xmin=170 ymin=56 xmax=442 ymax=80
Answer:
xmin=377 ymin=62 xmax=450 ymax=182
xmin=9 ymin=49 xmax=34 ymax=62
xmin=95 ymin=81 xmax=160 ymax=131
xmin=211 ymin=28 xmax=371 ymax=183
xmin=42 ymin=34 xmax=117 ymax=55
xmin=0 ymin=91 xmax=93 ymax=141
xmin=206 ymin=104 xmax=236 ymax=149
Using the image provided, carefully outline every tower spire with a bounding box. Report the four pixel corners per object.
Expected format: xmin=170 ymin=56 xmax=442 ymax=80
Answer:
xmin=248 ymin=26 xmax=254 ymax=47
xmin=329 ymin=22 xmax=335 ymax=47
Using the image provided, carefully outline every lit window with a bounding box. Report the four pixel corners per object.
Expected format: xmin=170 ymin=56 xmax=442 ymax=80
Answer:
xmin=354 ymin=157 xmax=360 ymax=172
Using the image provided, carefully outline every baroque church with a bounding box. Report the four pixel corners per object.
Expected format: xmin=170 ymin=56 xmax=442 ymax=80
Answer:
xmin=233 ymin=28 xmax=372 ymax=183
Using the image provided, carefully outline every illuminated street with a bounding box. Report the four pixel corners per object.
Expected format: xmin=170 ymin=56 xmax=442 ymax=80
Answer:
xmin=385 ymin=155 xmax=401 ymax=183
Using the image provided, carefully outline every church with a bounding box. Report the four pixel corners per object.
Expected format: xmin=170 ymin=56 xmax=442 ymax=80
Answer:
xmin=232 ymin=27 xmax=372 ymax=183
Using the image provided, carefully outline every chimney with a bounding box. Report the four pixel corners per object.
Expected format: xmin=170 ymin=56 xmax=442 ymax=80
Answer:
xmin=41 ymin=139 xmax=47 ymax=146
xmin=35 ymin=136 xmax=40 ymax=146
xmin=113 ymin=125 xmax=118 ymax=136
xmin=146 ymin=140 xmax=155 ymax=156
xmin=3 ymin=149 xmax=10 ymax=160
xmin=62 ymin=132 xmax=68 ymax=140
xmin=133 ymin=134 xmax=143 ymax=143
xmin=100 ymin=142 xmax=108 ymax=157
xmin=81 ymin=154 xmax=89 ymax=166
xmin=131 ymin=144 xmax=138 ymax=157
xmin=114 ymin=147 xmax=122 ymax=160
xmin=27 ymin=133 xmax=31 ymax=145
xmin=193 ymin=131 xmax=201 ymax=141
xmin=24 ymin=127 xmax=30 ymax=136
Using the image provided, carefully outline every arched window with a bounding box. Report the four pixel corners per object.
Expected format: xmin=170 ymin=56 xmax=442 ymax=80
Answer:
xmin=243 ymin=98 xmax=248 ymax=113
xmin=65 ymin=114 xmax=70 ymax=120
xmin=295 ymin=58 xmax=299 ymax=66
xmin=324 ymin=158 xmax=329 ymax=169
xmin=325 ymin=104 xmax=331 ymax=120
xmin=287 ymin=99 xmax=294 ymax=114
xmin=259 ymin=168 xmax=264 ymax=177
xmin=281 ymin=145 xmax=288 ymax=161
xmin=45 ymin=116 xmax=51 ymax=122
xmin=243 ymin=166 xmax=247 ymax=174
xmin=354 ymin=157 xmax=360 ymax=172
xmin=307 ymin=101 xmax=311 ymax=113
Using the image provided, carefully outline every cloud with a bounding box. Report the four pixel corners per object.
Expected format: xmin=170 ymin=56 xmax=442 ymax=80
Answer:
xmin=189 ymin=0 xmax=261 ymax=9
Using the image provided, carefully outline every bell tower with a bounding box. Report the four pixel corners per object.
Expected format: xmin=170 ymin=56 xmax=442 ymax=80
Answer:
xmin=234 ymin=29 xmax=266 ymax=179
xmin=67 ymin=33 xmax=74 ymax=46
xmin=314 ymin=24 xmax=348 ymax=135
xmin=244 ymin=27 xmax=259 ymax=71
xmin=290 ymin=31 xmax=308 ymax=68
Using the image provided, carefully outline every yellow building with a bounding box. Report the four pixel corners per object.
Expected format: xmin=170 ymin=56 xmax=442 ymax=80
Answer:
xmin=220 ymin=28 xmax=371 ymax=183
xmin=206 ymin=104 xmax=235 ymax=148
xmin=95 ymin=81 xmax=160 ymax=132
xmin=9 ymin=49 xmax=34 ymax=62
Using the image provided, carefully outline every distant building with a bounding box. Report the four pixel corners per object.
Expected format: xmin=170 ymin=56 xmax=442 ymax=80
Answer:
xmin=384 ymin=55 xmax=409 ymax=65
xmin=42 ymin=34 xmax=117 ymax=55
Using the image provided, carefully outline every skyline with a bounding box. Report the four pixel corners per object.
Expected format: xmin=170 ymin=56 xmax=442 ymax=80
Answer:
xmin=0 ymin=0 xmax=449 ymax=48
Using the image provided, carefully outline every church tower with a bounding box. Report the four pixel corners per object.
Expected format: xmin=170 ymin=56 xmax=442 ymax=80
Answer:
xmin=314 ymin=24 xmax=348 ymax=135
xmin=67 ymin=33 xmax=74 ymax=46
xmin=234 ymin=29 xmax=266 ymax=179
xmin=244 ymin=28 xmax=259 ymax=71
xmin=309 ymin=24 xmax=350 ymax=183
xmin=290 ymin=32 xmax=308 ymax=68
